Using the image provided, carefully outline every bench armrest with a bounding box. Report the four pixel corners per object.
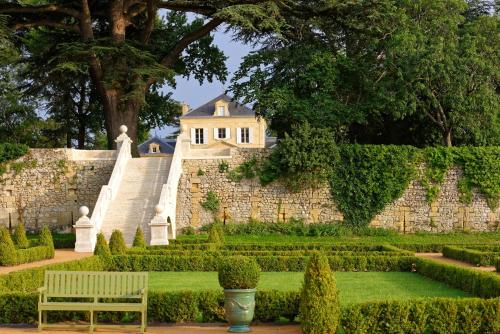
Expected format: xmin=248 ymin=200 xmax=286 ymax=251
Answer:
xmin=38 ymin=287 xmax=46 ymax=303
xmin=140 ymin=288 xmax=148 ymax=303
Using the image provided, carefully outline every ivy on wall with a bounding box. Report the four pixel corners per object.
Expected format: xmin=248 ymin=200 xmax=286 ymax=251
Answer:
xmin=226 ymin=139 xmax=499 ymax=227
xmin=330 ymin=145 xmax=418 ymax=227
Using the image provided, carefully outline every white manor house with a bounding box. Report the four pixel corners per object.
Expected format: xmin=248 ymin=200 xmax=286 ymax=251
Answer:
xmin=74 ymin=94 xmax=272 ymax=251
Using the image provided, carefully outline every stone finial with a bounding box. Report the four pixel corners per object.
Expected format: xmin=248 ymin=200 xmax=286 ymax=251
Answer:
xmin=115 ymin=124 xmax=132 ymax=144
xmin=181 ymin=103 xmax=190 ymax=115
xmin=79 ymin=206 xmax=89 ymax=217
xmin=155 ymin=205 xmax=164 ymax=215
xmin=75 ymin=206 xmax=92 ymax=225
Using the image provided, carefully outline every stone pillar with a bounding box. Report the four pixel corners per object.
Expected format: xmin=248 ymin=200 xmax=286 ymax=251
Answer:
xmin=149 ymin=205 xmax=170 ymax=246
xmin=73 ymin=206 xmax=94 ymax=252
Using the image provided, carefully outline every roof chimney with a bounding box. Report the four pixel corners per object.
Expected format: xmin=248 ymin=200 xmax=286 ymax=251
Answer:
xmin=181 ymin=103 xmax=190 ymax=116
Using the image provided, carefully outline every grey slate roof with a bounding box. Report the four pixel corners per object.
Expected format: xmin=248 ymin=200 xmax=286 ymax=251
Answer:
xmin=138 ymin=137 xmax=177 ymax=155
xmin=181 ymin=93 xmax=254 ymax=118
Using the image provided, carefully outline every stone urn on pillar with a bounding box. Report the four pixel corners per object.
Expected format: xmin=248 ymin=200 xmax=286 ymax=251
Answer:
xmin=73 ymin=206 xmax=94 ymax=252
xmin=149 ymin=205 xmax=170 ymax=246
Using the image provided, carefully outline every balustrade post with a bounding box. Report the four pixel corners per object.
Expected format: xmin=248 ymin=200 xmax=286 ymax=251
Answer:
xmin=74 ymin=206 xmax=95 ymax=252
xmin=149 ymin=205 xmax=170 ymax=245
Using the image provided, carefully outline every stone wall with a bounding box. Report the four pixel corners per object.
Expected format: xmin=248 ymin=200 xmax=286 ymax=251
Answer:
xmin=176 ymin=149 xmax=499 ymax=232
xmin=0 ymin=149 xmax=115 ymax=231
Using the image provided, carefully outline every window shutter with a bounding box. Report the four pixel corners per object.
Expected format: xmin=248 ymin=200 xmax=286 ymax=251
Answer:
xmin=203 ymin=128 xmax=208 ymax=144
xmin=214 ymin=128 xmax=219 ymax=139
xmin=236 ymin=128 xmax=241 ymax=144
xmin=190 ymin=128 xmax=196 ymax=144
xmin=226 ymin=128 xmax=231 ymax=139
xmin=249 ymin=128 xmax=254 ymax=144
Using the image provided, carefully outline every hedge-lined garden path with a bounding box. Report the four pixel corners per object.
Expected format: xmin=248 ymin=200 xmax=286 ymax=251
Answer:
xmin=0 ymin=250 xmax=93 ymax=274
xmin=415 ymin=253 xmax=496 ymax=273
xmin=0 ymin=324 xmax=302 ymax=334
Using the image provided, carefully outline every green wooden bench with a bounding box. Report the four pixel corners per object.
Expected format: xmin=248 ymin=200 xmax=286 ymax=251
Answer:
xmin=38 ymin=271 xmax=148 ymax=332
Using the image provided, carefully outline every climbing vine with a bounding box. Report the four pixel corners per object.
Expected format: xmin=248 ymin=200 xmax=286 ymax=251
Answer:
xmin=0 ymin=143 xmax=28 ymax=175
xmin=329 ymin=145 xmax=418 ymax=227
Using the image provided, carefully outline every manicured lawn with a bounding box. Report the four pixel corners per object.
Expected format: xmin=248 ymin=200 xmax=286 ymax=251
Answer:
xmin=177 ymin=231 xmax=500 ymax=246
xmin=149 ymin=272 xmax=470 ymax=304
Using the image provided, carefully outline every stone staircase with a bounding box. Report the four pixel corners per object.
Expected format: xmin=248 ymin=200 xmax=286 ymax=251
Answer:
xmin=100 ymin=157 xmax=172 ymax=245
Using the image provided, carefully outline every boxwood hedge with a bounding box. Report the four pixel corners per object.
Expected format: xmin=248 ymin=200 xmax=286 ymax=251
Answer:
xmin=442 ymin=246 xmax=498 ymax=266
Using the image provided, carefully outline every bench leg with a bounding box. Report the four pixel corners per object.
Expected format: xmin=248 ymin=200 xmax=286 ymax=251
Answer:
xmin=141 ymin=310 xmax=146 ymax=333
xmin=38 ymin=309 xmax=42 ymax=331
xmin=89 ymin=310 xmax=93 ymax=333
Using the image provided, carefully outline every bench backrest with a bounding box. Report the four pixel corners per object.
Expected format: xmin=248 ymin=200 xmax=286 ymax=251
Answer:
xmin=44 ymin=271 xmax=148 ymax=298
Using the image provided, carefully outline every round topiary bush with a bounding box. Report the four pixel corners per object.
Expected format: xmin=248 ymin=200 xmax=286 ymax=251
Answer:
xmin=132 ymin=226 xmax=146 ymax=248
xmin=94 ymin=233 xmax=111 ymax=257
xmin=39 ymin=225 xmax=55 ymax=257
xmin=0 ymin=226 xmax=17 ymax=265
xmin=109 ymin=230 xmax=127 ymax=255
xmin=218 ymin=256 xmax=260 ymax=290
xmin=299 ymin=252 xmax=340 ymax=334
xmin=12 ymin=223 xmax=29 ymax=249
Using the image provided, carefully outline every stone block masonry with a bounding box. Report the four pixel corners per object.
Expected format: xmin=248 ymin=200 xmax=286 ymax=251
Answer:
xmin=176 ymin=149 xmax=499 ymax=232
xmin=0 ymin=149 xmax=115 ymax=231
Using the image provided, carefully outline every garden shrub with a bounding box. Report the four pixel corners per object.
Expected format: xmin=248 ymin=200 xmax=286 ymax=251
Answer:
xmin=442 ymin=246 xmax=497 ymax=266
xmin=416 ymin=258 xmax=500 ymax=298
xmin=341 ymin=298 xmax=499 ymax=334
xmin=27 ymin=233 xmax=75 ymax=249
xmin=300 ymin=252 xmax=340 ymax=334
xmin=12 ymin=223 xmax=29 ymax=249
xmin=0 ymin=227 xmax=17 ymax=266
xmin=496 ymin=258 xmax=500 ymax=273
xmin=0 ymin=143 xmax=29 ymax=162
xmin=94 ymin=233 xmax=111 ymax=258
xmin=39 ymin=226 xmax=55 ymax=258
xmin=109 ymin=230 xmax=127 ymax=255
xmin=218 ymin=256 xmax=260 ymax=289
xmin=207 ymin=223 xmax=224 ymax=247
xmin=132 ymin=227 xmax=146 ymax=248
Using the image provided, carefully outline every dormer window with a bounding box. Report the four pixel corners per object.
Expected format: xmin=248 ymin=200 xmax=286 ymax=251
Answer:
xmin=149 ymin=143 xmax=160 ymax=154
xmin=218 ymin=106 xmax=225 ymax=116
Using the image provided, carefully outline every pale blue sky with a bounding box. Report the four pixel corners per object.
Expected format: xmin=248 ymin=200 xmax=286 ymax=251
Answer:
xmin=156 ymin=25 xmax=254 ymax=137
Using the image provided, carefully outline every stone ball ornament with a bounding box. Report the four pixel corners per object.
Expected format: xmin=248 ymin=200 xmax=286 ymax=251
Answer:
xmin=119 ymin=125 xmax=128 ymax=134
xmin=155 ymin=205 xmax=164 ymax=215
xmin=79 ymin=206 xmax=90 ymax=217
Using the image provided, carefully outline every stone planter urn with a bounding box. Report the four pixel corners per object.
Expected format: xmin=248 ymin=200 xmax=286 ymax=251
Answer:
xmin=223 ymin=288 xmax=256 ymax=333
xmin=218 ymin=256 xmax=261 ymax=333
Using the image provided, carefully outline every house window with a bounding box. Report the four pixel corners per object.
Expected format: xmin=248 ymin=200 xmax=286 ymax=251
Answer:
xmin=241 ymin=127 xmax=250 ymax=144
xmin=152 ymin=147 xmax=157 ymax=153
xmin=218 ymin=128 xmax=227 ymax=139
xmin=218 ymin=106 xmax=225 ymax=116
xmin=195 ymin=128 xmax=205 ymax=144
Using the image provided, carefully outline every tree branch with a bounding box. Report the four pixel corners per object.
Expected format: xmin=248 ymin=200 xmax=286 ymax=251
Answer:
xmin=13 ymin=20 xmax=80 ymax=33
xmin=157 ymin=0 xmax=269 ymax=15
xmin=0 ymin=3 xmax=81 ymax=19
xmin=140 ymin=0 xmax=156 ymax=43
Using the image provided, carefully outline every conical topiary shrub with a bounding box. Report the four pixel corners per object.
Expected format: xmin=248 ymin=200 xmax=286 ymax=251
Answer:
xmin=132 ymin=226 xmax=146 ymax=248
xmin=39 ymin=225 xmax=55 ymax=258
xmin=0 ymin=226 xmax=17 ymax=265
xmin=109 ymin=230 xmax=127 ymax=255
xmin=94 ymin=233 xmax=111 ymax=258
xmin=299 ymin=252 xmax=340 ymax=334
xmin=13 ymin=223 xmax=29 ymax=249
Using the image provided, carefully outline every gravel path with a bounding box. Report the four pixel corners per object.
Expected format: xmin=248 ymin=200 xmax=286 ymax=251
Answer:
xmin=415 ymin=253 xmax=496 ymax=273
xmin=0 ymin=324 xmax=302 ymax=334
xmin=0 ymin=250 xmax=93 ymax=274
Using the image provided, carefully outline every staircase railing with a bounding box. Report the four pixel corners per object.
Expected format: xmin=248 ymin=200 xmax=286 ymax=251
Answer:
xmin=75 ymin=126 xmax=131 ymax=252
xmin=155 ymin=132 xmax=189 ymax=240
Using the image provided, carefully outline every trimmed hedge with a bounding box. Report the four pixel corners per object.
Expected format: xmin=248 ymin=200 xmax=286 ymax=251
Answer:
xmin=128 ymin=249 xmax=405 ymax=257
xmin=496 ymin=258 xmax=500 ymax=273
xmin=27 ymin=233 xmax=76 ymax=249
xmin=0 ymin=290 xmax=299 ymax=324
xmin=415 ymin=258 xmax=500 ymax=298
xmin=0 ymin=256 xmax=105 ymax=293
xmin=108 ymin=255 xmax=415 ymax=272
xmin=0 ymin=227 xmax=54 ymax=266
xmin=443 ymin=246 xmax=498 ymax=266
xmin=341 ymin=298 xmax=499 ymax=334
xmin=158 ymin=243 xmax=405 ymax=252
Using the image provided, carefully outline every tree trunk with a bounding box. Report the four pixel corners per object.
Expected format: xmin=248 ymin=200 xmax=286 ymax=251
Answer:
xmin=103 ymin=89 xmax=142 ymax=157
xmin=444 ymin=128 xmax=452 ymax=147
